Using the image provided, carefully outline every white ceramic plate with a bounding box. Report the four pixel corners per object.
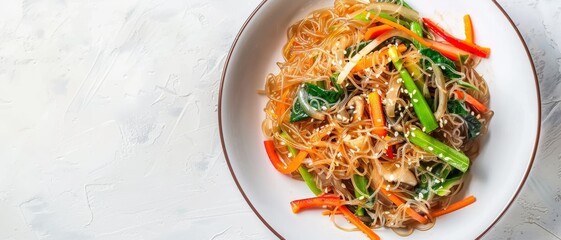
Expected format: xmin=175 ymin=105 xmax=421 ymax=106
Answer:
xmin=219 ymin=0 xmax=540 ymax=239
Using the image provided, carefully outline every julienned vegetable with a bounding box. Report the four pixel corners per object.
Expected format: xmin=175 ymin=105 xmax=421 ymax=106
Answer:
xmin=368 ymin=91 xmax=387 ymax=137
xmin=388 ymin=46 xmax=439 ymax=133
xmin=454 ymin=90 xmax=489 ymax=113
xmin=408 ymin=128 xmax=470 ymax=172
xmin=423 ymin=18 xmax=490 ymax=58
xmin=280 ymin=132 xmax=324 ymax=195
xmin=379 ymin=187 xmax=429 ymax=224
xmin=430 ymin=195 xmax=477 ymax=218
xmin=353 ymin=174 xmax=370 ymax=216
xmin=339 ymin=206 xmax=381 ymax=240
xmin=264 ymin=140 xmax=307 ymax=174
xmin=290 ymin=195 xmax=342 ymax=213
xmin=290 ymin=195 xmax=381 ymax=240
xmin=410 ymin=21 xmax=424 ymax=50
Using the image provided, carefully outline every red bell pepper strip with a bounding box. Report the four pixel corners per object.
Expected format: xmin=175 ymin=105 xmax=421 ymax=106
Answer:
xmin=290 ymin=195 xmax=342 ymax=213
xmin=264 ymin=140 xmax=307 ymax=174
xmin=422 ymin=18 xmax=490 ymax=58
xmin=427 ymin=40 xmax=471 ymax=62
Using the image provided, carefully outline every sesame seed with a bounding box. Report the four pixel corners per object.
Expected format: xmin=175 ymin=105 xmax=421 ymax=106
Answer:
xmin=413 ymin=99 xmax=419 ymax=103
xmin=341 ymin=183 xmax=346 ymax=188
xmin=428 ymin=146 xmax=434 ymax=151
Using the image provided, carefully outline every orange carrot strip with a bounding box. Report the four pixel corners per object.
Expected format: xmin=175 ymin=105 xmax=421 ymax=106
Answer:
xmin=276 ymin=91 xmax=289 ymax=118
xmin=321 ymin=210 xmax=343 ymax=216
xmin=464 ymin=14 xmax=474 ymax=44
xmin=368 ymin=91 xmax=387 ymax=137
xmin=379 ymin=187 xmax=429 ymax=224
xmin=353 ymin=44 xmax=406 ymax=72
xmin=431 ymin=195 xmax=476 ymax=218
xmin=290 ymin=195 xmax=342 ymax=213
xmin=364 ymin=25 xmax=393 ymax=40
xmin=376 ymin=18 xmax=433 ymax=48
xmin=264 ymin=141 xmax=307 ymax=174
xmin=454 ymin=90 xmax=489 ymax=113
xmin=340 ymin=206 xmax=381 ymax=240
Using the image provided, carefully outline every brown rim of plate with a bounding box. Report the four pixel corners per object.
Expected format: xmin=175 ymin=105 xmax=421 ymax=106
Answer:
xmin=218 ymin=1 xmax=542 ymax=239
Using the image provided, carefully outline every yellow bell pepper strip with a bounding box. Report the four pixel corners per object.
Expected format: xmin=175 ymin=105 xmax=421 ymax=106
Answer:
xmin=464 ymin=14 xmax=475 ymax=44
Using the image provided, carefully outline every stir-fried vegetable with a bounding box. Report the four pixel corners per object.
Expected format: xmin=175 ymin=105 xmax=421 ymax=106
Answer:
xmin=415 ymin=163 xmax=456 ymax=200
xmin=353 ymin=174 xmax=370 ymax=216
xmin=448 ymin=100 xmax=483 ymax=140
xmin=338 ymin=30 xmax=410 ymax=85
xmin=389 ymin=46 xmax=439 ymax=133
xmin=353 ymin=44 xmax=407 ymax=72
xmin=355 ymin=11 xmax=411 ymax=28
xmin=423 ymin=18 xmax=490 ymax=58
xmin=454 ymin=90 xmax=489 ymax=113
xmin=290 ymin=195 xmax=381 ymax=240
xmin=379 ymin=187 xmax=429 ymax=224
xmin=264 ymin=140 xmax=307 ymax=174
xmin=339 ymin=206 xmax=381 ymax=240
xmin=420 ymin=48 xmax=460 ymax=79
xmin=290 ymin=195 xmax=342 ymax=213
xmin=364 ymin=25 xmax=394 ymax=40
xmin=431 ymin=195 xmax=477 ymax=218
xmin=464 ymin=14 xmax=475 ymax=43
xmin=291 ymin=83 xmax=341 ymax=122
xmin=433 ymin=175 xmax=463 ymax=196
xmin=427 ymin=39 xmax=471 ymax=62
xmin=368 ymin=91 xmax=388 ymax=137
xmin=410 ymin=21 xmax=425 ymax=50
xmin=280 ymin=132 xmax=324 ymax=195
xmin=408 ymin=128 xmax=470 ymax=172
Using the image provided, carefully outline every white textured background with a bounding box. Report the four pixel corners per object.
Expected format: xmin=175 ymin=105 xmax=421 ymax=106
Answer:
xmin=0 ymin=0 xmax=558 ymax=239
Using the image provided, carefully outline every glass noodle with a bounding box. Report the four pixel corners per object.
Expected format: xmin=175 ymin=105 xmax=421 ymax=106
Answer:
xmin=261 ymin=0 xmax=493 ymax=237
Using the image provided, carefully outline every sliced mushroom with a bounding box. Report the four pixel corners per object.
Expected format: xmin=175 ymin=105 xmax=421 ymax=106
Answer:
xmin=343 ymin=135 xmax=369 ymax=152
xmin=381 ymin=164 xmax=418 ymax=186
xmin=347 ymin=96 xmax=365 ymax=123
